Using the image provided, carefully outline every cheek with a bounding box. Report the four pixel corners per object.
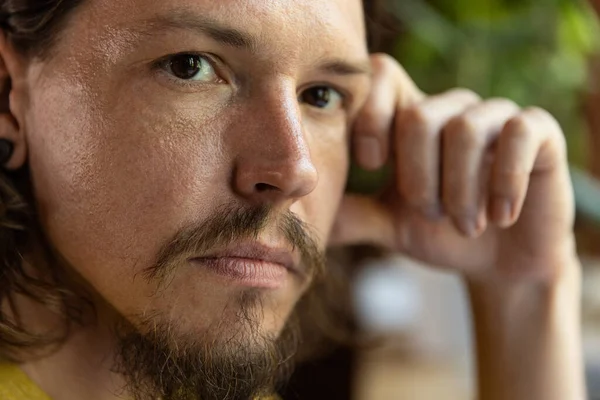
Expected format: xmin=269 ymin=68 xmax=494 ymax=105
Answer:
xmin=24 ymin=80 xmax=229 ymax=310
xmin=299 ymin=127 xmax=349 ymax=243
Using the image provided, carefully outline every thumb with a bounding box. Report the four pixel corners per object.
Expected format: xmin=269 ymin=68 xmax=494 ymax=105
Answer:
xmin=328 ymin=194 xmax=396 ymax=249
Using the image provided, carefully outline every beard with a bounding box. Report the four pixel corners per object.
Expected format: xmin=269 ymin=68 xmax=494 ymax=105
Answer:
xmin=110 ymin=204 xmax=324 ymax=400
xmin=113 ymin=292 xmax=301 ymax=400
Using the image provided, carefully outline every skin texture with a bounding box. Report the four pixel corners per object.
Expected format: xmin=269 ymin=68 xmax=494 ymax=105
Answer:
xmin=17 ymin=0 xmax=369 ymax=338
xmin=0 ymin=0 xmax=586 ymax=399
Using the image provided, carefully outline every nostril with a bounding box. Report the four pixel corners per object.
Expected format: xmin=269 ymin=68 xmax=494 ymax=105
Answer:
xmin=255 ymin=183 xmax=278 ymax=192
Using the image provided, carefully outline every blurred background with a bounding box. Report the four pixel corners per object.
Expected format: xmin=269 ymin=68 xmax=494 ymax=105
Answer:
xmin=280 ymin=0 xmax=600 ymax=399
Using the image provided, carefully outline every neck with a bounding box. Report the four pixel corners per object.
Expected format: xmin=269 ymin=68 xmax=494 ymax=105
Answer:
xmin=14 ymin=285 xmax=129 ymax=400
xmin=21 ymin=319 xmax=126 ymax=400
xmin=5 ymin=248 xmax=129 ymax=400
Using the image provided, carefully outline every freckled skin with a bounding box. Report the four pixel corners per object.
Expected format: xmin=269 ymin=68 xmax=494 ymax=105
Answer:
xmin=18 ymin=0 xmax=370 ymax=338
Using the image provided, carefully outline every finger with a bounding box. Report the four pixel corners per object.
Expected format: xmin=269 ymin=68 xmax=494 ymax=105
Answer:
xmin=490 ymin=107 xmax=567 ymax=228
xmin=395 ymin=88 xmax=481 ymax=217
xmin=354 ymin=54 xmax=425 ymax=171
xmin=328 ymin=194 xmax=395 ymax=249
xmin=442 ymin=99 xmax=520 ymax=237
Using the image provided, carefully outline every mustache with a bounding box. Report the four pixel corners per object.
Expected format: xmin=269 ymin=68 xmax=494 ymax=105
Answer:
xmin=143 ymin=204 xmax=325 ymax=285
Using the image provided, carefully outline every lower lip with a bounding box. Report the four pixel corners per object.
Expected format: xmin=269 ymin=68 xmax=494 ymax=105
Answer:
xmin=190 ymin=257 xmax=289 ymax=289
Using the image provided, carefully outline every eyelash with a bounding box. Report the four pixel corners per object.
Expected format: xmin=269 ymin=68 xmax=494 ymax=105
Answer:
xmin=150 ymin=52 xmax=352 ymax=111
xmin=313 ymin=84 xmax=349 ymax=104
xmin=151 ymin=51 xmax=226 ymax=89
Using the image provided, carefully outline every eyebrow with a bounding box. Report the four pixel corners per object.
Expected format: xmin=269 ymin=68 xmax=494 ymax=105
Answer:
xmin=144 ymin=13 xmax=257 ymax=50
xmin=142 ymin=12 xmax=372 ymax=77
xmin=318 ymin=59 xmax=372 ymax=76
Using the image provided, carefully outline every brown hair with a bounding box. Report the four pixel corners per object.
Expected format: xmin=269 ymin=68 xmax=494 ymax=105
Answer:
xmin=1 ymin=0 xmax=392 ymax=58
xmin=0 ymin=0 xmax=83 ymax=58
xmin=0 ymin=0 xmax=390 ymax=361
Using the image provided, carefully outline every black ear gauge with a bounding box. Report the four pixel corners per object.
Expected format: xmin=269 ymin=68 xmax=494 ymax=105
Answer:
xmin=0 ymin=139 xmax=14 ymax=166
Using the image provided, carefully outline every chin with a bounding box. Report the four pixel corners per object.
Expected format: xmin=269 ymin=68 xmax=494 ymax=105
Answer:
xmin=132 ymin=288 xmax=295 ymax=344
xmin=113 ymin=305 xmax=301 ymax=400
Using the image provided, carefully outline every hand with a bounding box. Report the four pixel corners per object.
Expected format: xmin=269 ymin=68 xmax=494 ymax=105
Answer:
xmin=331 ymin=55 xmax=586 ymax=400
xmin=330 ymin=54 xmax=577 ymax=282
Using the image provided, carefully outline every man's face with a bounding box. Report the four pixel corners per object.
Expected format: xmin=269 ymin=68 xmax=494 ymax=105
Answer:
xmin=21 ymin=0 xmax=369 ymax=358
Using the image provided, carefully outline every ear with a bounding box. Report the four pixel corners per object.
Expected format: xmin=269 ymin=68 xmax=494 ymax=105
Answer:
xmin=0 ymin=31 xmax=27 ymax=170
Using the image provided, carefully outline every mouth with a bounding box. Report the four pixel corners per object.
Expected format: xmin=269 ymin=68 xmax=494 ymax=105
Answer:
xmin=189 ymin=243 xmax=300 ymax=289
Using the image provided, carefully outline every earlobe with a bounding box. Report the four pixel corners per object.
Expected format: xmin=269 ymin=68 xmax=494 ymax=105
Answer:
xmin=0 ymin=31 xmax=27 ymax=170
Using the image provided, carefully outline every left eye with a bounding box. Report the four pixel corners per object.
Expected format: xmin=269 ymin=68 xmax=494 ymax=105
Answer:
xmin=299 ymin=86 xmax=343 ymax=110
xmin=163 ymin=53 xmax=220 ymax=82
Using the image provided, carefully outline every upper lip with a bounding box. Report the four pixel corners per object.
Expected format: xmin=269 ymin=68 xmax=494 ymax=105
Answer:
xmin=192 ymin=242 xmax=300 ymax=273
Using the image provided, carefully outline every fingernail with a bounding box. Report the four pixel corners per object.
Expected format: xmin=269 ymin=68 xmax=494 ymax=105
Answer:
xmin=459 ymin=218 xmax=478 ymax=238
xmin=492 ymin=198 xmax=513 ymax=227
xmin=356 ymin=136 xmax=382 ymax=170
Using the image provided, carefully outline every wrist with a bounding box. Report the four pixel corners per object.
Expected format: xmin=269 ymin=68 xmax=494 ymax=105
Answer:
xmin=465 ymin=253 xmax=585 ymax=400
xmin=465 ymin=253 xmax=581 ymax=331
xmin=466 ymin=234 xmax=580 ymax=290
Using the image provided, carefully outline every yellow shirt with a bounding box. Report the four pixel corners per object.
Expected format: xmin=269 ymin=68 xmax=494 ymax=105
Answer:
xmin=0 ymin=364 xmax=50 ymax=400
xmin=0 ymin=363 xmax=280 ymax=400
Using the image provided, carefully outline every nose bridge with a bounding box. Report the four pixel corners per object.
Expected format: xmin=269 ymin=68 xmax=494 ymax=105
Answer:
xmin=254 ymin=84 xmax=307 ymax=161
xmin=233 ymin=82 xmax=319 ymax=203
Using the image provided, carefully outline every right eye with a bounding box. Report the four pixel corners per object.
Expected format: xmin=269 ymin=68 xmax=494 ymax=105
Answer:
xmin=161 ymin=53 xmax=222 ymax=83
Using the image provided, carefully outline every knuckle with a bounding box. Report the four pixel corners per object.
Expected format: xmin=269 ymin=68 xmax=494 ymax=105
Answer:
xmin=503 ymin=114 xmax=531 ymax=137
xmin=523 ymin=106 xmax=567 ymax=144
xmin=443 ymin=115 xmax=484 ymax=148
xmin=522 ymin=106 xmax=551 ymax=118
xmin=446 ymin=88 xmax=481 ymax=103
xmin=369 ymin=53 xmax=397 ymax=74
xmin=399 ymin=105 xmax=430 ymax=133
xmin=504 ymin=108 xmax=567 ymax=154
xmin=486 ymin=98 xmax=520 ymax=110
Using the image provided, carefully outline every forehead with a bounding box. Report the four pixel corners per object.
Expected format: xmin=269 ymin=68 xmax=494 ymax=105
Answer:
xmin=73 ymin=0 xmax=368 ymax=66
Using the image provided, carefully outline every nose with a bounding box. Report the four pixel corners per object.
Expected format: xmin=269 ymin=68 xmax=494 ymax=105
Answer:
xmin=232 ymin=85 xmax=319 ymax=205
